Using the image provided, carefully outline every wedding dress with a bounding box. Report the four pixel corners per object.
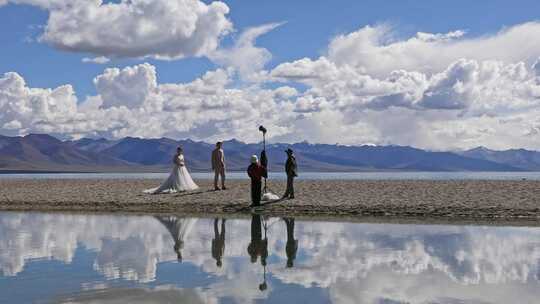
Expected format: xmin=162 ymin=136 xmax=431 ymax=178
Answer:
xmin=144 ymin=154 xmax=199 ymax=194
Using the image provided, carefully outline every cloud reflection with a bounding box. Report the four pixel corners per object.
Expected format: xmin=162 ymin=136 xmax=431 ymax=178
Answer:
xmin=1 ymin=213 xmax=540 ymax=304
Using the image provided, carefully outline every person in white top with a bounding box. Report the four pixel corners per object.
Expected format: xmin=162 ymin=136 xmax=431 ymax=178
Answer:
xmin=144 ymin=146 xmax=199 ymax=194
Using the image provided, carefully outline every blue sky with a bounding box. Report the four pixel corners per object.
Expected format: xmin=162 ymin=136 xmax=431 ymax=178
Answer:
xmin=2 ymin=0 xmax=540 ymax=149
xmin=3 ymin=0 xmax=540 ymax=97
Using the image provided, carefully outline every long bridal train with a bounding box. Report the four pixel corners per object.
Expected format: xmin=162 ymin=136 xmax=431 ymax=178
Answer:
xmin=144 ymin=150 xmax=199 ymax=194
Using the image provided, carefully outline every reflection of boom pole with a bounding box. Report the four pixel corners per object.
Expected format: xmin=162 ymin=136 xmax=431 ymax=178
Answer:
xmin=259 ymin=215 xmax=268 ymax=291
xmin=262 ymin=216 xmax=268 ymax=239
xmin=259 ymin=264 xmax=267 ymax=291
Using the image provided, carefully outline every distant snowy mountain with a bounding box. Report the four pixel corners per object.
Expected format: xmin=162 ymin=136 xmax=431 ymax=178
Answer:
xmin=0 ymin=134 xmax=526 ymax=172
xmin=459 ymin=146 xmax=540 ymax=171
xmin=0 ymin=134 xmax=134 ymax=172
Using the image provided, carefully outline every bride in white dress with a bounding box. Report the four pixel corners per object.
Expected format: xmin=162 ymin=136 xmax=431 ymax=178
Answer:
xmin=144 ymin=147 xmax=199 ymax=194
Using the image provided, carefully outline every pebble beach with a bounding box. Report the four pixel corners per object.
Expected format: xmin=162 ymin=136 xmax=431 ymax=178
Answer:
xmin=1 ymin=178 xmax=540 ymax=224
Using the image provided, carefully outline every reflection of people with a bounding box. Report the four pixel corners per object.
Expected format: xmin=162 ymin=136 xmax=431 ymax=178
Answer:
xmin=155 ymin=216 xmax=197 ymax=262
xmin=283 ymin=148 xmax=298 ymax=199
xmin=145 ymin=147 xmax=199 ymax=194
xmin=247 ymin=155 xmax=268 ymax=207
xmin=212 ymin=218 xmax=226 ymax=267
xmin=211 ymin=142 xmax=226 ymax=191
xmin=283 ymin=218 xmax=298 ymax=268
xmin=247 ymin=214 xmax=269 ymax=291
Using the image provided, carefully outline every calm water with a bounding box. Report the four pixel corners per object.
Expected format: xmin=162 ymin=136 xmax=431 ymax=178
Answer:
xmin=1 ymin=212 xmax=540 ymax=303
xmin=2 ymin=171 xmax=540 ymax=180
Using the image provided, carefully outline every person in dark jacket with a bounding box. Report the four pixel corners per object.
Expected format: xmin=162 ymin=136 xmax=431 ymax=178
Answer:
xmin=283 ymin=148 xmax=298 ymax=199
xmin=247 ymin=155 xmax=268 ymax=206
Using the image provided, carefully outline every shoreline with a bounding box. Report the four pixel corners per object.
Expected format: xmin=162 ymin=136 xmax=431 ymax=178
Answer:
xmin=1 ymin=179 xmax=540 ymax=225
xmin=2 ymin=209 xmax=539 ymax=228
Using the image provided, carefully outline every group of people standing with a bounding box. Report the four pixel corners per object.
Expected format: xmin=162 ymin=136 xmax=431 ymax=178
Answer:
xmin=247 ymin=147 xmax=297 ymax=206
xmin=145 ymin=141 xmax=298 ymax=206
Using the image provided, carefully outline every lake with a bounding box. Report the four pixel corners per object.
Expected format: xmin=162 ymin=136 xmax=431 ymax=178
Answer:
xmin=2 ymin=171 xmax=540 ymax=180
xmin=1 ymin=212 xmax=539 ymax=303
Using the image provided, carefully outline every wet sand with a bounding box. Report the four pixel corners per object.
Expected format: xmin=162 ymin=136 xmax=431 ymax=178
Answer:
xmin=1 ymin=178 xmax=540 ymax=224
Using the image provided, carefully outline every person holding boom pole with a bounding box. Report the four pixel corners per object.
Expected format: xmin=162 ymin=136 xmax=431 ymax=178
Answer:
xmin=247 ymin=126 xmax=271 ymax=207
xmin=247 ymin=154 xmax=267 ymax=207
xmin=246 ymin=126 xmax=268 ymax=207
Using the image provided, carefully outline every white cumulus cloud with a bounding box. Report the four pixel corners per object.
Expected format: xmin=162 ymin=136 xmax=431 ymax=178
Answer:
xmin=82 ymin=56 xmax=110 ymax=64
xmin=3 ymin=0 xmax=233 ymax=60
xmin=327 ymin=22 xmax=540 ymax=76
xmin=210 ymin=22 xmax=284 ymax=80
xmin=4 ymin=13 xmax=540 ymax=150
xmin=0 ymin=71 xmax=82 ymax=137
xmin=0 ymin=64 xmax=297 ymax=142
xmin=94 ymin=63 xmax=158 ymax=110
xmin=266 ymin=22 xmax=540 ymax=149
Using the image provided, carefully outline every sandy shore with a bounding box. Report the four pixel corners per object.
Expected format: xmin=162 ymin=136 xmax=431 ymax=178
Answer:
xmin=1 ymin=179 xmax=540 ymax=223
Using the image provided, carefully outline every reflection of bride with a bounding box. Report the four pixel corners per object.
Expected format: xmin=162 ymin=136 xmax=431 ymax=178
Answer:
xmin=155 ymin=216 xmax=198 ymax=262
xmin=144 ymin=147 xmax=199 ymax=194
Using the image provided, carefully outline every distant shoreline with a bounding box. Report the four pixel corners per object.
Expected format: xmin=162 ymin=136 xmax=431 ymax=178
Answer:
xmin=1 ymin=179 xmax=539 ymax=225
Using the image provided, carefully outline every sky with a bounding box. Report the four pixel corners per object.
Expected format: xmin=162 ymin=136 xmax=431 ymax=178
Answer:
xmin=1 ymin=0 xmax=540 ymax=150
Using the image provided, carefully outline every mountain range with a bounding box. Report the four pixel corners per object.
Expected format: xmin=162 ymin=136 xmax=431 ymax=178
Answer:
xmin=0 ymin=134 xmax=538 ymax=173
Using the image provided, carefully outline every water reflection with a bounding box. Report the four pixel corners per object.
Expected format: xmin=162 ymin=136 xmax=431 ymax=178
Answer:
xmin=284 ymin=217 xmax=298 ymax=268
xmin=155 ymin=216 xmax=197 ymax=262
xmin=248 ymin=214 xmax=268 ymax=267
xmin=1 ymin=212 xmax=540 ymax=304
xmin=212 ymin=218 xmax=226 ymax=268
xmin=247 ymin=214 xmax=269 ymax=291
xmin=62 ymin=287 xmax=209 ymax=304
